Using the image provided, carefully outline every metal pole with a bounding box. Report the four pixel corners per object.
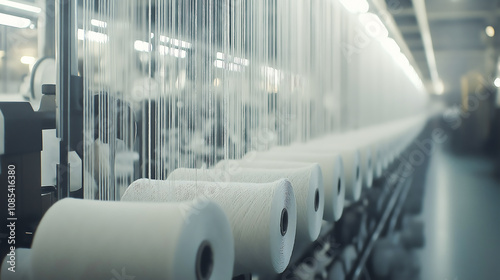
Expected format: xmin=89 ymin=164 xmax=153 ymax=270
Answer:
xmin=1 ymin=26 xmax=7 ymax=93
xmin=56 ymin=0 xmax=78 ymax=200
xmin=38 ymin=0 xmax=56 ymax=58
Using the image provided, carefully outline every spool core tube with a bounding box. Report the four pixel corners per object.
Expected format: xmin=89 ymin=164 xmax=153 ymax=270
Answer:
xmin=314 ymin=189 xmax=320 ymax=212
xmin=196 ymin=241 xmax=214 ymax=280
xmin=280 ymin=208 xmax=289 ymax=236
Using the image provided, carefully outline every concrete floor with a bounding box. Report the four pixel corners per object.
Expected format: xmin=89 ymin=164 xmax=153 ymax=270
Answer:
xmin=418 ymin=147 xmax=500 ymax=280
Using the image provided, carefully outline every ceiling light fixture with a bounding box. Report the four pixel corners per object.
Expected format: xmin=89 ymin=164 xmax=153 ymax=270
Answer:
xmin=78 ymin=29 xmax=108 ymax=43
xmin=0 ymin=12 xmax=31 ymax=28
xmin=0 ymin=0 xmax=41 ymax=14
xmin=434 ymin=80 xmax=444 ymax=95
xmin=339 ymin=0 xmax=369 ymax=14
xmin=486 ymin=26 xmax=495 ymax=37
xmin=494 ymin=77 xmax=500 ymax=88
xmin=20 ymin=56 xmax=36 ymax=65
xmin=91 ymin=19 xmax=107 ymax=28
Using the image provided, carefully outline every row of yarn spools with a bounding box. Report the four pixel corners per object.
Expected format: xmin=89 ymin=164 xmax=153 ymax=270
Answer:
xmin=1 ymin=115 xmax=427 ymax=280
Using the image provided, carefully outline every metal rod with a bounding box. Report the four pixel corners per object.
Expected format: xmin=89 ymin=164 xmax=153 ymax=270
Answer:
xmin=350 ymin=178 xmax=409 ymax=280
xmin=1 ymin=26 xmax=7 ymax=93
xmin=387 ymin=178 xmax=412 ymax=235
xmin=55 ymin=0 xmax=77 ymax=200
xmin=38 ymin=0 xmax=55 ymax=58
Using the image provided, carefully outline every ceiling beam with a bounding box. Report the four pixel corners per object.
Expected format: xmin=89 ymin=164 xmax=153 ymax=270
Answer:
xmin=412 ymin=0 xmax=442 ymax=94
xmin=427 ymin=9 xmax=500 ymax=22
xmin=390 ymin=8 xmax=415 ymax=17
xmin=399 ymin=25 xmax=420 ymax=34
xmin=392 ymin=8 xmax=500 ymax=22
xmin=405 ymin=38 xmax=424 ymax=49
xmin=371 ymin=0 xmax=426 ymax=84
xmin=412 ymin=49 xmax=488 ymax=57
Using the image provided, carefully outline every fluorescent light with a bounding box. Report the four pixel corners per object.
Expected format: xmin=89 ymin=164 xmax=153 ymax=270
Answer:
xmin=262 ymin=66 xmax=282 ymax=76
xmin=77 ymin=29 xmax=84 ymax=40
xmin=213 ymin=60 xmax=241 ymax=72
xmin=0 ymin=13 xmax=30 ymax=28
xmin=0 ymin=50 xmax=4 ymax=58
xmin=234 ymin=56 xmax=249 ymax=66
xmin=434 ymin=80 xmax=444 ymax=95
xmin=359 ymin=13 xmax=388 ymax=38
xmin=213 ymin=78 xmax=221 ymax=87
xmin=87 ymin=31 xmax=108 ymax=42
xmin=171 ymin=38 xmax=191 ymax=49
xmin=134 ymin=40 xmax=151 ymax=52
xmin=91 ymin=19 xmax=107 ymax=28
xmin=395 ymin=53 xmax=409 ymax=66
xmin=175 ymin=71 xmax=186 ymax=89
xmin=216 ymin=52 xmax=225 ymax=60
xmin=159 ymin=35 xmax=191 ymax=49
xmin=339 ymin=0 xmax=369 ymax=13
xmin=20 ymin=56 xmax=35 ymax=65
xmin=381 ymin=38 xmax=400 ymax=55
xmin=214 ymin=60 xmax=225 ymax=69
xmin=405 ymin=66 xmax=423 ymax=88
xmin=228 ymin=62 xmax=241 ymax=72
xmin=159 ymin=46 xmax=187 ymax=58
xmin=216 ymin=52 xmax=249 ymax=66
xmin=494 ymin=78 xmax=500 ymax=88
xmin=486 ymin=26 xmax=495 ymax=37
xmin=0 ymin=0 xmax=41 ymax=14
xmin=78 ymin=29 xmax=108 ymax=43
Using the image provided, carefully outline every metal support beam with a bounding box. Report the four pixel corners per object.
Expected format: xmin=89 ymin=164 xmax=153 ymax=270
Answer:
xmin=399 ymin=25 xmax=420 ymax=34
xmin=55 ymin=0 xmax=78 ymax=200
xmin=412 ymin=49 xmax=490 ymax=57
xmin=412 ymin=0 xmax=442 ymax=94
xmin=427 ymin=9 xmax=500 ymax=22
xmin=1 ymin=26 xmax=7 ymax=93
xmin=390 ymin=8 xmax=415 ymax=17
xmin=370 ymin=0 xmax=426 ymax=87
xmin=38 ymin=0 xmax=55 ymax=58
xmin=395 ymin=8 xmax=500 ymax=21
